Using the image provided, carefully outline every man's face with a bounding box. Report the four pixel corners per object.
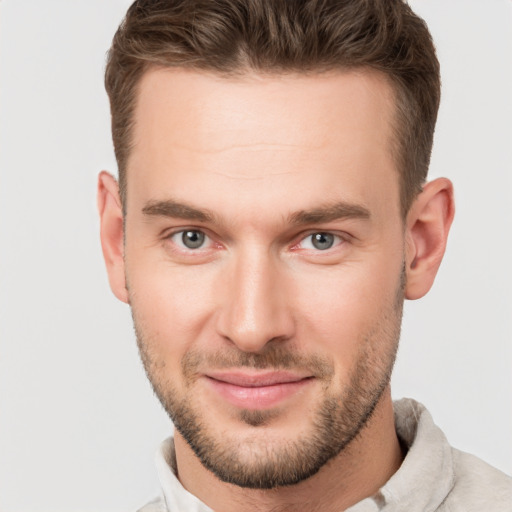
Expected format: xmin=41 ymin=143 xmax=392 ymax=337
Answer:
xmin=123 ymin=69 xmax=406 ymax=488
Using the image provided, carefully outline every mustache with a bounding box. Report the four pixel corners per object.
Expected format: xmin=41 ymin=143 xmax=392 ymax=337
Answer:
xmin=181 ymin=345 xmax=335 ymax=380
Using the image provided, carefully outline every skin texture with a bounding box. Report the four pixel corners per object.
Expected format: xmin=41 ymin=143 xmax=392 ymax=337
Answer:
xmin=98 ymin=68 xmax=454 ymax=512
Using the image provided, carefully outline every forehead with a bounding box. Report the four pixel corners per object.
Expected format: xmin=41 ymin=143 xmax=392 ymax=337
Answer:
xmin=127 ymin=67 xmax=400 ymax=220
xmin=131 ymin=67 xmax=396 ymax=153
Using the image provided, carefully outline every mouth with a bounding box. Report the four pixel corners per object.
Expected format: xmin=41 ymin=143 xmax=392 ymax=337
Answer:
xmin=203 ymin=370 xmax=314 ymax=410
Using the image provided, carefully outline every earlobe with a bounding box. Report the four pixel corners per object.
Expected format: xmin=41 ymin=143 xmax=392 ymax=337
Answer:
xmin=404 ymin=178 xmax=455 ymax=300
xmin=97 ymin=171 xmax=129 ymax=303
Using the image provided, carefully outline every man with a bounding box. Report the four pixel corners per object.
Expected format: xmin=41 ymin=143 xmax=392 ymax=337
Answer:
xmin=98 ymin=0 xmax=512 ymax=510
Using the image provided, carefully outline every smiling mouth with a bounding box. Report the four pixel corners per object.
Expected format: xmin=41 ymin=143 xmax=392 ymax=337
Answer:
xmin=204 ymin=371 xmax=314 ymax=409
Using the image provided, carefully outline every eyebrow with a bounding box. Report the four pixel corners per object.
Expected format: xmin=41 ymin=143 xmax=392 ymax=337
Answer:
xmin=142 ymin=199 xmax=215 ymax=222
xmin=289 ymin=202 xmax=371 ymax=225
xmin=142 ymin=198 xmax=370 ymax=225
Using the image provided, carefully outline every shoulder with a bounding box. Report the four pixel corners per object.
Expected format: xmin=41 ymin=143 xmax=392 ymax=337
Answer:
xmin=446 ymin=448 xmax=512 ymax=511
xmin=136 ymin=496 xmax=167 ymax=512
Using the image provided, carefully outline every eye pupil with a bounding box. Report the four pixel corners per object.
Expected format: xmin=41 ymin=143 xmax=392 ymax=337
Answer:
xmin=311 ymin=232 xmax=334 ymax=250
xmin=182 ymin=230 xmax=205 ymax=249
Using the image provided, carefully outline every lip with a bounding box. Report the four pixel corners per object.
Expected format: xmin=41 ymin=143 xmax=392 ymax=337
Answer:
xmin=204 ymin=371 xmax=313 ymax=409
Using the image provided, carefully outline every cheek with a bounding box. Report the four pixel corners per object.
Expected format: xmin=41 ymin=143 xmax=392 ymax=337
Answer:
xmin=127 ymin=258 xmax=218 ymax=358
xmin=292 ymin=260 xmax=401 ymax=362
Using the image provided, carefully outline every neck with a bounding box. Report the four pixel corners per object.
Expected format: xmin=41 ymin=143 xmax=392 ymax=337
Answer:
xmin=174 ymin=388 xmax=403 ymax=512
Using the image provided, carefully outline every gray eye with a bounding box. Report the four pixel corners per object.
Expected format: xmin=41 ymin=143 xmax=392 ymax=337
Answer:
xmin=182 ymin=230 xmax=205 ymax=249
xmin=311 ymin=232 xmax=334 ymax=250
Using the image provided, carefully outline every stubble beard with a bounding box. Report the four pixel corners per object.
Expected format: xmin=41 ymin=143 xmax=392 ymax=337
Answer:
xmin=131 ymin=273 xmax=404 ymax=490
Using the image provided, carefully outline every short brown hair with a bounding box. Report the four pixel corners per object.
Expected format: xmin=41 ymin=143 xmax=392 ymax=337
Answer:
xmin=105 ymin=0 xmax=440 ymax=216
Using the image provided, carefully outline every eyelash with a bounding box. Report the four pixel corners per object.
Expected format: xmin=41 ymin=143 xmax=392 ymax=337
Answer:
xmin=166 ymin=229 xmax=216 ymax=252
xmin=293 ymin=232 xmax=345 ymax=252
xmin=163 ymin=228 xmax=347 ymax=254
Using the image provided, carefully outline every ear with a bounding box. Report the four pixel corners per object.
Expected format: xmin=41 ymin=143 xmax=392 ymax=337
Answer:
xmin=97 ymin=171 xmax=128 ymax=303
xmin=404 ymin=178 xmax=455 ymax=300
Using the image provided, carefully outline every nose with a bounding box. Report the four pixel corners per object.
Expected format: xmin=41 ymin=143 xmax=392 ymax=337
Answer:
xmin=215 ymin=247 xmax=295 ymax=352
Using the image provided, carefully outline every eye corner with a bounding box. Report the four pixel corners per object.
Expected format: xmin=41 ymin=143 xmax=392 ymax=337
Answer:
xmin=294 ymin=231 xmax=346 ymax=252
xmin=162 ymin=227 xmax=226 ymax=258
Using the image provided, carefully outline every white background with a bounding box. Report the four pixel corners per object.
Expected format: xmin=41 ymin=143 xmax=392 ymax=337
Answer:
xmin=0 ymin=1 xmax=511 ymax=510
